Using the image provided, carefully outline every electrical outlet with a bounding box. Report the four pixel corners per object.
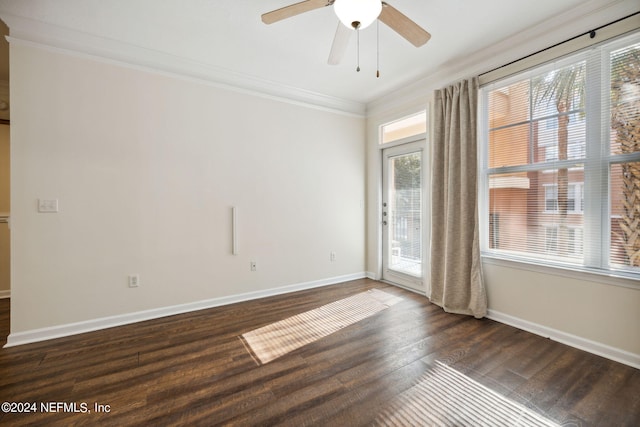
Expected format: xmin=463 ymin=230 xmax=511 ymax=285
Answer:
xmin=128 ymin=274 xmax=140 ymax=288
xmin=330 ymin=252 xmax=336 ymax=262
xmin=38 ymin=199 xmax=59 ymax=213
xmin=250 ymin=261 xmax=257 ymax=271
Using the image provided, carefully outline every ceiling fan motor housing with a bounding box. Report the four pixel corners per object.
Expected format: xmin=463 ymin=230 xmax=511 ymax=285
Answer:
xmin=334 ymin=0 xmax=382 ymax=30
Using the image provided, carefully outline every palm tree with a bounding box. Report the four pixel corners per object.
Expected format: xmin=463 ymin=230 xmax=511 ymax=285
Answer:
xmin=532 ymin=64 xmax=585 ymax=257
xmin=532 ymin=45 xmax=640 ymax=265
xmin=611 ymin=45 xmax=640 ymax=266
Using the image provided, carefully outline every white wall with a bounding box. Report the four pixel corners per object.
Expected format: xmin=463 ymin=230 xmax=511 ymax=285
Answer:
xmin=483 ymin=261 xmax=640 ymax=356
xmin=366 ymin=1 xmax=640 ymax=365
xmin=9 ymin=42 xmax=365 ymax=336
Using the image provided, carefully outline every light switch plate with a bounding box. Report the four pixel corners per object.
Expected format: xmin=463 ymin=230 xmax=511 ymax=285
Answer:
xmin=128 ymin=274 xmax=140 ymax=288
xmin=38 ymin=199 xmax=59 ymax=213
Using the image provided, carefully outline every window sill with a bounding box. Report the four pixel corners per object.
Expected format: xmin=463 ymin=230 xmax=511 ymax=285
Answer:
xmin=481 ymin=253 xmax=640 ymax=290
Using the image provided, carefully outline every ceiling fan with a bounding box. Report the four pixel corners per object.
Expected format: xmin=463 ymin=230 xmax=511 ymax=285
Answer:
xmin=261 ymin=0 xmax=431 ymax=66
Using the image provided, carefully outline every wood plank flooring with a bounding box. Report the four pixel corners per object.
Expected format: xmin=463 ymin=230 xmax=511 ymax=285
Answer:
xmin=0 ymin=279 xmax=638 ymax=426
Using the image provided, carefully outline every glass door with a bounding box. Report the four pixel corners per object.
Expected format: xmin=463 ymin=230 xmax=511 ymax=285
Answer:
xmin=382 ymin=142 xmax=424 ymax=291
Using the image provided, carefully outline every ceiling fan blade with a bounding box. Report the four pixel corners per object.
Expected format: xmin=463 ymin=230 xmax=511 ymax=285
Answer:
xmin=262 ymin=0 xmax=330 ymax=24
xmin=378 ymin=2 xmax=431 ymax=47
xmin=327 ymin=22 xmax=352 ymax=65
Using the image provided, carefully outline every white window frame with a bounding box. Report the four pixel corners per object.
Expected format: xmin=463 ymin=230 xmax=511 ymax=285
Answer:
xmin=478 ymin=31 xmax=640 ymax=285
xmin=379 ymin=110 xmax=428 ymax=146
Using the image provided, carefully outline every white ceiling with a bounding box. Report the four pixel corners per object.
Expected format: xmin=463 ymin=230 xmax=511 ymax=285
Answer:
xmin=0 ymin=0 xmax=631 ymax=107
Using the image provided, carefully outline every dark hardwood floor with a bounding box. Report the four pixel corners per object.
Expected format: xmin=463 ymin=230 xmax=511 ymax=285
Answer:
xmin=0 ymin=279 xmax=638 ymax=426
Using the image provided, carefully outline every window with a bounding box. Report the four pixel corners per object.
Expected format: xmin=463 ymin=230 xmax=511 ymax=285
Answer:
xmin=544 ymin=185 xmax=559 ymax=212
xmin=380 ymin=111 xmax=427 ymax=144
xmin=544 ymin=225 xmax=583 ymax=258
xmin=544 ymin=183 xmax=583 ymax=213
xmin=480 ymin=32 xmax=640 ymax=278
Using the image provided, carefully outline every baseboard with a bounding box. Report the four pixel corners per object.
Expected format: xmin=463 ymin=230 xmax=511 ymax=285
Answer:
xmin=4 ymin=272 xmax=367 ymax=348
xmin=0 ymin=290 xmax=9 ymax=299
xmin=487 ymin=309 xmax=640 ymax=370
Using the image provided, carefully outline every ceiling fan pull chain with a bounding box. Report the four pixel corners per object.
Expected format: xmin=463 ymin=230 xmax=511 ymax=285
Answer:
xmin=356 ymin=28 xmax=360 ymax=72
xmin=376 ymin=19 xmax=380 ymax=78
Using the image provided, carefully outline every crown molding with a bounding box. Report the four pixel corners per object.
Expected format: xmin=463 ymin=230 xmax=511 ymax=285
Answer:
xmin=0 ymin=13 xmax=366 ymax=117
xmin=366 ymin=0 xmax=638 ymax=116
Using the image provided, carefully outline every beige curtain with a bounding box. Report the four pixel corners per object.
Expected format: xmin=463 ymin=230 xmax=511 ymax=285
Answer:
xmin=430 ymin=77 xmax=487 ymax=318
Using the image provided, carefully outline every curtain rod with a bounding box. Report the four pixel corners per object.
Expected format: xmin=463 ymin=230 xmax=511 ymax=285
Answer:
xmin=479 ymin=11 xmax=639 ymax=78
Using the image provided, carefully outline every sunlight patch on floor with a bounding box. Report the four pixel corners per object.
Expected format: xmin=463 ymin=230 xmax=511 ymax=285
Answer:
xmin=239 ymin=289 xmax=403 ymax=365
xmin=374 ymin=361 xmax=559 ymax=427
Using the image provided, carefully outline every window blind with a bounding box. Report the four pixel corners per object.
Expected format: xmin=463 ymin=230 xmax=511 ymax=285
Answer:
xmin=479 ymin=30 xmax=640 ymax=278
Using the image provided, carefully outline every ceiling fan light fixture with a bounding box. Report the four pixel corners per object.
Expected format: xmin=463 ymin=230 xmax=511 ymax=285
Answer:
xmin=334 ymin=0 xmax=382 ymax=30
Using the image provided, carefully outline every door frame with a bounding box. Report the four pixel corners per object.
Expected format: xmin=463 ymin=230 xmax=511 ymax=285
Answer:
xmin=381 ymin=139 xmax=429 ymax=293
